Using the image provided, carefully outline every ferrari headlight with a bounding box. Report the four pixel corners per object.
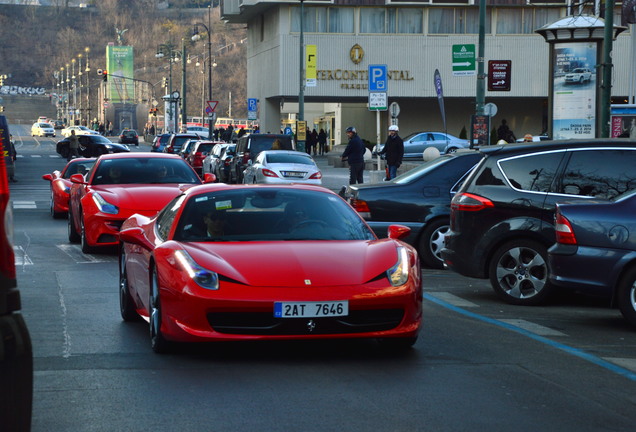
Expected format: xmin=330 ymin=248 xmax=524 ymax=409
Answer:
xmin=175 ymin=250 xmax=219 ymax=290
xmin=387 ymin=246 xmax=409 ymax=287
xmin=92 ymin=191 xmax=118 ymax=214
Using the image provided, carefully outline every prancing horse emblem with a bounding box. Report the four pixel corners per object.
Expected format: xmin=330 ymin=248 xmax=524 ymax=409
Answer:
xmin=307 ymin=320 xmax=316 ymax=333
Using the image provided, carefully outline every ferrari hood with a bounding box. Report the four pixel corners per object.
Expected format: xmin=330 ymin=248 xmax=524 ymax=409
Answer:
xmin=93 ymin=184 xmax=189 ymax=212
xmin=185 ymin=240 xmax=400 ymax=287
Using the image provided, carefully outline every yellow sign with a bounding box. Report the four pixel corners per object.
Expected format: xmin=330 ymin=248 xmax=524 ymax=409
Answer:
xmin=306 ymin=45 xmax=317 ymax=87
xmin=296 ymin=121 xmax=307 ymax=141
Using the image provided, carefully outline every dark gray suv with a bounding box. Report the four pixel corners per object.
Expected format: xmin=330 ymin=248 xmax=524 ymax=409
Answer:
xmin=441 ymin=139 xmax=636 ymax=306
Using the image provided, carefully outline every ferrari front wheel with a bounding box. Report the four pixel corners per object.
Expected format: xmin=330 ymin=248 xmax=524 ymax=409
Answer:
xmin=149 ymin=265 xmax=171 ymax=354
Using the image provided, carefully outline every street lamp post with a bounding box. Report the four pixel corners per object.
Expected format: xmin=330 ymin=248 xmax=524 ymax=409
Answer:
xmin=192 ymin=4 xmax=213 ymax=139
xmin=71 ymin=58 xmax=77 ymax=125
xmin=65 ymin=63 xmax=70 ymax=124
xmin=77 ymin=54 xmax=83 ymax=125
xmin=157 ymin=42 xmax=186 ymax=133
xmin=85 ymin=47 xmax=91 ymax=124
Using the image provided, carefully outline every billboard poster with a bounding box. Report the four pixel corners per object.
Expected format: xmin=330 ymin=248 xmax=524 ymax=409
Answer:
xmin=552 ymin=42 xmax=596 ymax=140
xmin=470 ymin=114 xmax=490 ymax=147
xmin=106 ymin=45 xmax=134 ymax=104
xmin=610 ymin=104 xmax=636 ymax=138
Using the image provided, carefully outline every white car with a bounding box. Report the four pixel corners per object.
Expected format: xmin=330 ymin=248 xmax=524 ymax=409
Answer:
xmin=186 ymin=126 xmax=211 ymax=139
xmin=564 ymin=68 xmax=592 ymax=84
xmin=242 ymin=150 xmax=322 ymax=185
xmin=61 ymin=125 xmax=100 ymax=138
xmin=31 ymin=122 xmax=55 ymax=137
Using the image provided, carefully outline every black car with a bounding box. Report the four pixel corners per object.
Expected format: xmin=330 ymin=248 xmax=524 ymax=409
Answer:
xmin=230 ymin=133 xmax=295 ymax=183
xmin=119 ymin=129 xmax=139 ymax=146
xmin=56 ymin=135 xmax=130 ymax=159
xmin=164 ymin=133 xmax=200 ymax=155
xmin=151 ymin=133 xmax=171 ymax=153
xmin=345 ymin=150 xmax=481 ymax=268
xmin=548 ymin=191 xmax=636 ymax=326
xmin=441 ymin=139 xmax=636 ymax=306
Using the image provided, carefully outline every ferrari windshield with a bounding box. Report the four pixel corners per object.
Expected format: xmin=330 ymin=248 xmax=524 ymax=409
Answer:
xmin=173 ymin=188 xmax=376 ymax=242
xmin=92 ymin=157 xmax=201 ymax=185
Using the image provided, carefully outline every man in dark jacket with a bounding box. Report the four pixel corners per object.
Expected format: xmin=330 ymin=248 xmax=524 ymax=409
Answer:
xmin=341 ymin=126 xmax=365 ymax=184
xmin=380 ymin=124 xmax=404 ymax=180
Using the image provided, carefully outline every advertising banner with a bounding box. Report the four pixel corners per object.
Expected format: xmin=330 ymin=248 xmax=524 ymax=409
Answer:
xmin=610 ymin=104 xmax=636 ymax=138
xmin=306 ymin=45 xmax=317 ymax=87
xmin=552 ymin=42 xmax=596 ymax=140
xmin=106 ymin=45 xmax=134 ymax=104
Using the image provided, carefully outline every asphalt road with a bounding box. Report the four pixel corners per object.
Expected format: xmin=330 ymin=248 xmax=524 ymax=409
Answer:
xmin=7 ymin=129 xmax=636 ymax=432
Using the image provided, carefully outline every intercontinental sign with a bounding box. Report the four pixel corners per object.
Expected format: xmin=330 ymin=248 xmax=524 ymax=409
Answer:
xmin=316 ymin=69 xmax=414 ymax=89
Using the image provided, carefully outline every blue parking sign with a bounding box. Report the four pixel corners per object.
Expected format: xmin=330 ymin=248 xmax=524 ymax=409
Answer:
xmin=368 ymin=65 xmax=387 ymax=92
xmin=248 ymin=98 xmax=257 ymax=112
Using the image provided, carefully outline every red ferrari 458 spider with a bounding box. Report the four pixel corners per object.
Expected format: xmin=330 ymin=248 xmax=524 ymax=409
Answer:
xmin=68 ymin=153 xmax=213 ymax=253
xmin=118 ymin=184 xmax=422 ymax=353
xmin=42 ymin=157 xmax=96 ymax=218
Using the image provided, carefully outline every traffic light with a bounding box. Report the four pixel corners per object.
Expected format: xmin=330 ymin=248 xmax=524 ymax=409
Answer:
xmin=103 ymin=70 xmax=108 ymax=82
xmin=162 ymin=77 xmax=167 ymax=88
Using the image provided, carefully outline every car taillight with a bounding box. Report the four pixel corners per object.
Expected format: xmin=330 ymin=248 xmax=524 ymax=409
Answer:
xmin=350 ymin=198 xmax=370 ymax=213
xmin=262 ymin=169 xmax=279 ymax=178
xmin=554 ymin=209 xmax=577 ymax=245
xmin=450 ymin=192 xmax=494 ymax=212
xmin=309 ymin=172 xmax=322 ymax=179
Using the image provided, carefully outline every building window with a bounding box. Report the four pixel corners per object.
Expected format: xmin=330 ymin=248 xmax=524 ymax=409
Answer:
xmin=291 ymin=6 xmax=354 ymax=33
xmin=496 ymin=8 xmax=522 ymax=34
xmin=360 ymin=8 xmax=386 ymax=33
xmin=429 ymin=7 xmax=492 ymax=34
xmin=398 ymin=9 xmax=423 ymax=33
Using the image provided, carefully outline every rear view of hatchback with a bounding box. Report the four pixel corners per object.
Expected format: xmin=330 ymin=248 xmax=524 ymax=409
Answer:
xmin=442 ymin=140 xmax=636 ymax=306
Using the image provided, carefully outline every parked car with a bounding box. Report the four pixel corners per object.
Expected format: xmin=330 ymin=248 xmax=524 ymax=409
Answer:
xmin=61 ymin=125 xmax=100 ymax=138
xmin=31 ymin=122 xmax=55 ymax=137
xmin=202 ymin=143 xmax=232 ymax=178
xmin=178 ymin=139 xmax=198 ymax=160
xmin=548 ymin=191 xmax=636 ymax=326
xmin=163 ymin=133 xmax=200 ymax=155
xmin=119 ymin=129 xmax=139 ymax=146
xmin=375 ymin=132 xmax=470 ymax=158
xmin=118 ymin=184 xmax=422 ymax=353
xmin=441 ymin=139 xmax=636 ymax=306
xmin=564 ymin=68 xmax=592 ymax=84
xmin=0 ymin=115 xmax=33 ymax=431
xmin=215 ymin=144 xmax=236 ymax=183
xmin=230 ymin=133 xmax=295 ymax=183
xmin=186 ymin=141 xmax=217 ymax=176
xmin=242 ymin=150 xmax=322 ymax=185
xmin=68 ymin=153 xmax=210 ymax=253
xmin=53 ymin=120 xmax=65 ymax=129
xmin=186 ymin=126 xmax=210 ymax=139
xmin=151 ymin=133 xmax=171 ymax=153
xmin=41 ymin=157 xmax=96 ymax=218
xmin=345 ymin=150 xmax=481 ymax=269
xmin=56 ymin=135 xmax=130 ymax=159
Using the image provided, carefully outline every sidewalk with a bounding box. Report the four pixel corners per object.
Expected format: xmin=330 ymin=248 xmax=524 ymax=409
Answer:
xmin=313 ymin=154 xmax=385 ymax=192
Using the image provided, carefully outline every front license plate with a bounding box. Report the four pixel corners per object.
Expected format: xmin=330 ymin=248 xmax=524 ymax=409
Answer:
xmin=274 ymin=301 xmax=349 ymax=318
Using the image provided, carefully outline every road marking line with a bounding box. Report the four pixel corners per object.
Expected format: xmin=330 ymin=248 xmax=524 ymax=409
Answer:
xmin=13 ymin=246 xmax=33 ymax=266
xmin=31 ymin=155 xmax=42 ymax=158
xmin=56 ymin=244 xmax=115 ymax=263
xmin=604 ymin=357 xmax=636 ymax=373
xmin=424 ymin=293 xmax=636 ymax=382
xmin=499 ymin=319 xmax=567 ymax=337
xmin=13 ymin=201 xmax=37 ymax=209
xmin=428 ymin=292 xmax=479 ymax=308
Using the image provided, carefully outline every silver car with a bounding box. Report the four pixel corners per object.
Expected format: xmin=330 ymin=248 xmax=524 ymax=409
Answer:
xmin=375 ymin=132 xmax=470 ymax=158
xmin=242 ymin=150 xmax=322 ymax=185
